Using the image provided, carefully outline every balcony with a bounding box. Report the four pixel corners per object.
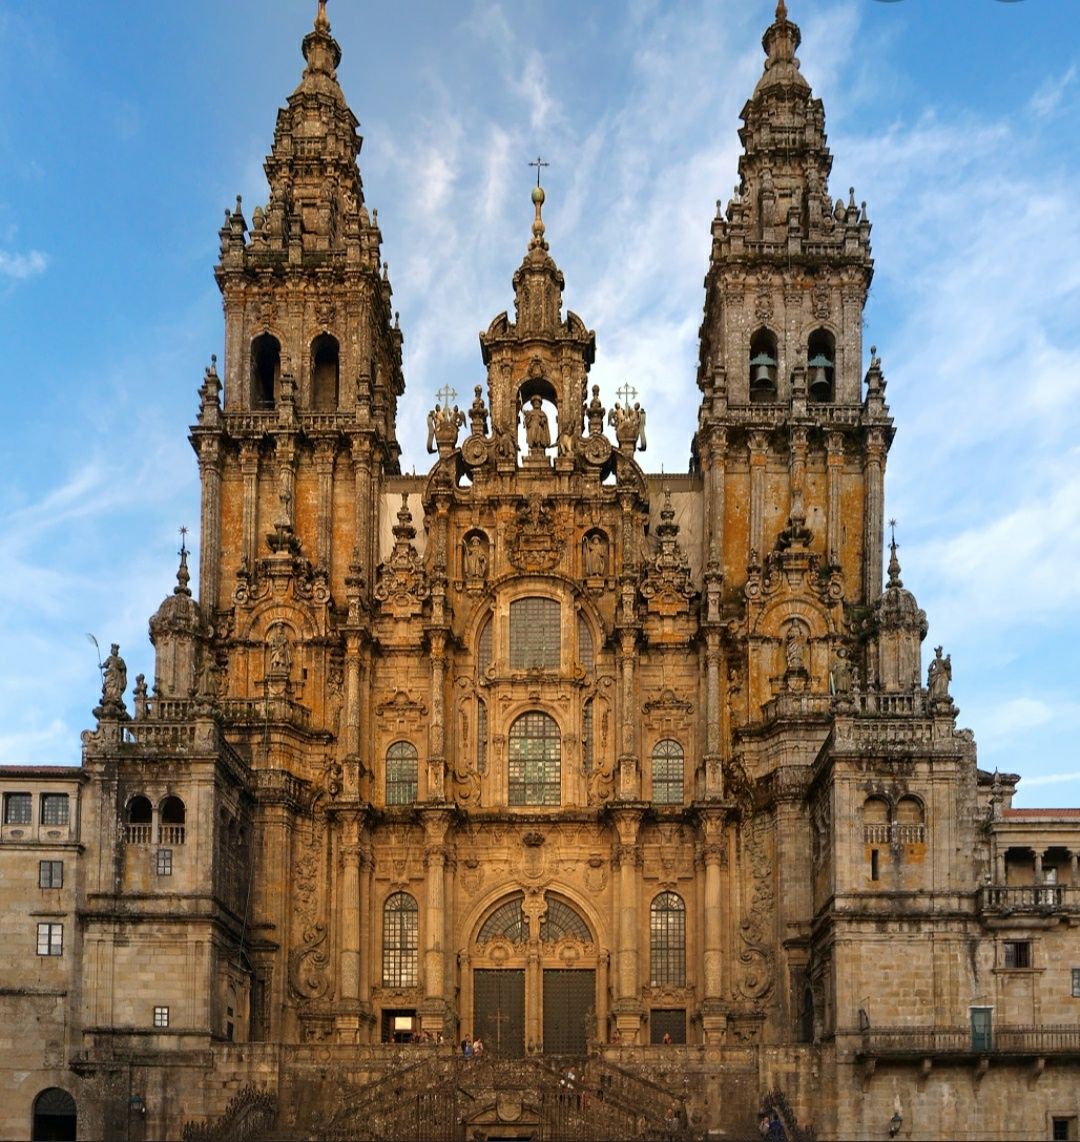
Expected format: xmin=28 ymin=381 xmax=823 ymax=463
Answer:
xmin=857 ymin=1024 xmax=1080 ymax=1060
xmin=978 ymin=884 xmax=1080 ymax=915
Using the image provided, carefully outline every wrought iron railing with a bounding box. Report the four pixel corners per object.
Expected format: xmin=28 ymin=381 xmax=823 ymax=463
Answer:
xmin=858 ymin=1024 xmax=1080 ymax=1056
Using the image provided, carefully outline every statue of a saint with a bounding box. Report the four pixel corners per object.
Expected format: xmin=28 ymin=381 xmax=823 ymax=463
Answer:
xmin=268 ymin=625 xmax=292 ymax=675
xmin=102 ymin=643 xmax=128 ymax=708
xmin=927 ymin=646 xmax=952 ymax=702
xmin=464 ymin=536 xmax=488 ymax=580
xmin=784 ymin=624 xmax=806 ymax=673
xmin=584 ymin=534 xmax=607 ymax=577
xmin=523 ymin=396 xmax=551 ymax=452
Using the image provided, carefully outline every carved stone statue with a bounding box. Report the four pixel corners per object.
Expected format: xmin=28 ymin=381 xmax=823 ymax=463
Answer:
xmin=927 ymin=645 xmax=952 ymax=702
xmin=830 ymin=648 xmax=852 ymax=694
xmin=584 ymin=533 xmax=607 ymax=577
xmin=268 ymin=624 xmax=292 ymax=675
xmin=464 ymin=535 xmax=488 ymax=580
xmin=784 ymin=624 xmax=806 ymax=673
xmin=101 ymin=643 xmax=128 ymax=709
xmin=523 ymin=396 xmax=551 ymax=452
xmin=608 ymin=401 xmax=647 ymax=453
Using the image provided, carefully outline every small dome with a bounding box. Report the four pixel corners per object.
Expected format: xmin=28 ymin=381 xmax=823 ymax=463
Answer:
xmin=149 ymin=549 xmax=201 ymax=643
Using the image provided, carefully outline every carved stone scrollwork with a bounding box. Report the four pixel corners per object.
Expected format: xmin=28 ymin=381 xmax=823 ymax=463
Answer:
xmin=735 ymin=813 xmax=774 ymax=1007
xmin=288 ymin=922 xmax=331 ymax=1000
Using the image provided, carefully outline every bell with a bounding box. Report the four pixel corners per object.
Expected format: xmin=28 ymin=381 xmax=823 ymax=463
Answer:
xmin=808 ymin=353 xmax=833 ymax=401
xmin=749 ymin=352 xmax=777 ymax=401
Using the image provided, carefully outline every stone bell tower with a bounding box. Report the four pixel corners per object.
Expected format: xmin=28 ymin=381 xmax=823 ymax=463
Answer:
xmin=191 ymin=0 xmax=403 ymax=629
xmin=695 ymin=0 xmax=888 ymax=728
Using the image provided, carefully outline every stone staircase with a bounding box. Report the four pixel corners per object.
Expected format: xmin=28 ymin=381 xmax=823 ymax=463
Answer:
xmin=308 ymin=1051 xmax=693 ymax=1141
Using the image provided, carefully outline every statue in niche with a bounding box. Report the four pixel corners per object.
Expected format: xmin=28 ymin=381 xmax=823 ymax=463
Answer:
xmin=464 ymin=535 xmax=489 ymax=580
xmin=830 ymin=648 xmax=852 ymax=694
xmin=584 ymin=533 xmax=607 ymax=578
xmin=523 ymin=396 xmax=551 ymax=452
xmin=101 ymin=643 xmax=128 ymax=709
xmin=784 ymin=623 xmax=807 ymax=673
xmin=268 ymin=624 xmax=292 ymax=675
xmin=927 ymin=646 xmax=952 ymax=702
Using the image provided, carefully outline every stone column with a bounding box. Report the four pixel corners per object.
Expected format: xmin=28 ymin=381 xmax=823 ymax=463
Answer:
xmin=703 ymin=426 xmax=727 ymax=563
xmin=343 ymin=633 xmax=362 ymax=796
xmin=826 ymin=431 xmax=844 ymax=564
xmin=748 ymin=430 xmax=769 ymax=558
xmin=351 ymin=442 xmax=374 ymax=589
xmin=240 ymin=441 xmax=260 ymax=569
xmin=196 ymin=437 xmax=222 ymax=615
xmin=338 ymin=815 xmax=361 ymax=1004
xmin=616 ymin=631 xmax=640 ymax=800
xmin=357 ymin=841 xmax=373 ymax=1015
xmin=1070 ymin=850 xmax=1078 ymax=887
xmin=1034 ymin=848 xmax=1044 ymax=883
xmin=428 ymin=631 xmax=447 ymax=801
xmin=703 ymin=635 xmax=724 ymax=799
xmin=314 ymin=439 xmax=336 ymax=568
xmin=862 ymin=429 xmax=886 ymax=602
xmin=611 ymin=809 xmax=644 ymax=1043
xmin=419 ymin=809 xmax=452 ymax=1036
xmin=523 ymin=892 xmax=546 ymax=1052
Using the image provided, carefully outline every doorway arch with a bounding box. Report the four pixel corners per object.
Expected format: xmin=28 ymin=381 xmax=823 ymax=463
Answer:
xmin=32 ymin=1088 xmax=76 ymax=1142
xmin=469 ymin=890 xmax=602 ymax=1056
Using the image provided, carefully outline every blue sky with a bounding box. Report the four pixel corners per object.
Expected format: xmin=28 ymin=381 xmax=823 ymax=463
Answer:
xmin=1 ymin=1 xmax=1078 ymax=807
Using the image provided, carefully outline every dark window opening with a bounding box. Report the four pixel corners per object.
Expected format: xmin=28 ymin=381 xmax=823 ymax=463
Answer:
xmin=381 ymin=1008 xmax=417 ymax=1043
xmin=311 ymin=333 xmax=340 ymax=410
xmin=870 ymin=849 xmax=880 ymax=881
xmin=251 ymin=333 xmax=281 ymax=408
xmin=749 ymin=328 xmax=778 ymax=403
xmin=125 ymin=794 xmax=153 ymax=844
xmin=32 ymin=1088 xmax=76 ymax=1142
xmin=807 ymin=328 xmax=836 ymax=403
xmin=650 ymin=1009 xmax=687 ymax=1045
xmin=159 ymin=796 xmax=186 ymax=845
xmin=1003 ymin=940 xmax=1031 ymax=969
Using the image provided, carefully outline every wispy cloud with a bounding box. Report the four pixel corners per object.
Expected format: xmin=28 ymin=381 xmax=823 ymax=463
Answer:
xmin=0 ymin=248 xmax=49 ymax=280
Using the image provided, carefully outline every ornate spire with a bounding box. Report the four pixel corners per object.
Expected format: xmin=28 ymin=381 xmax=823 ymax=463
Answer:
xmin=302 ymin=0 xmax=342 ymax=79
xmin=757 ymin=0 xmax=807 ymax=94
xmin=511 ymin=178 xmax=565 ymax=334
xmin=175 ymin=527 xmax=192 ymax=597
xmin=886 ymin=519 xmax=902 ymax=588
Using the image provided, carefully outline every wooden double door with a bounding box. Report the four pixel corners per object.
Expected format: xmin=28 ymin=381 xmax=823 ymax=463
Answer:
xmin=474 ymin=968 xmax=594 ymax=1056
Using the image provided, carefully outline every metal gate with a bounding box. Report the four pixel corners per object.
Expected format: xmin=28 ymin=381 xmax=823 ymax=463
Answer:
xmin=542 ymin=969 xmax=594 ymax=1055
xmin=474 ymin=968 xmax=526 ymax=1057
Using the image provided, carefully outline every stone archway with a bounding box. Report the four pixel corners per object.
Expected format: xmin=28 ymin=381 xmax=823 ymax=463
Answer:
xmin=31 ymin=1089 xmax=76 ymax=1142
xmin=469 ymin=890 xmax=600 ymax=1056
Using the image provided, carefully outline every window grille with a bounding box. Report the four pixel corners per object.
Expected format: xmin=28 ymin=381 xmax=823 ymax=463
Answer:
xmin=508 ymin=711 xmax=561 ymax=805
xmin=39 ymin=860 xmax=63 ymax=888
xmin=540 ymin=899 xmax=590 ymax=943
xmin=4 ymin=792 xmax=31 ymax=825
xmin=1003 ymin=940 xmax=1031 ymax=969
xmin=382 ymin=893 xmax=419 ymax=987
xmin=652 ymin=740 xmax=684 ymax=804
xmin=650 ymin=892 xmax=686 ymax=987
xmin=478 ymin=895 xmax=527 ymax=943
xmin=40 ymin=794 xmax=69 ymax=826
xmin=386 ymin=742 xmax=418 ymax=805
xmin=510 ymin=598 xmax=560 ymax=669
xmin=37 ymin=923 xmax=63 ymax=956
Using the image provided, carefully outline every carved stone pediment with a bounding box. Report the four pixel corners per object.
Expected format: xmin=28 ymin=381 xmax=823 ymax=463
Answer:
xmin=506 ymin=496 xmax=567 ymax=572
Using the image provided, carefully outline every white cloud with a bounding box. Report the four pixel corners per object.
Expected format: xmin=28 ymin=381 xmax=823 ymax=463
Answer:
xmin=0 ymin=248 xmax=48 ymax=280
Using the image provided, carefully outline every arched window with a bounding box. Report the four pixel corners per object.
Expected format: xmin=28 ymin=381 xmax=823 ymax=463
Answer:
xmin=386 ymin=742 xmax=418 ymax=805
xmin=577 ymin=613 xmax=594 ymax=672
xmin=382 ymin=893 xmax=418 ymax=987
xmin=125 ymin=795 xmax=153 ymax=844
xmin=311 ymin=333 xmax=340 ymax=410
xmin=159 ymin=796 xmax=186 ymax=845
xmin=477 ymin=616 xmax=492 ymax=677
xmin=896 ymin=796 xmax=925 ymax=843
xmin=861 ymin=796 xmax=889 ymax=843
xmin=508 ymin=711 xmax=561 ymax=806
xmin=32 ymin=1088 xmax=76 ymax=1142
xmin=540 ymin=899 xmax=591 ymax=943
xmin=510 ymin=598 xmax=560 ymax=669
xmin=251 ymin=333 xmax=281 ymax=408
xmin=582 ymin=698 xmax=594 ymax=775
xmin=652 ymin=740 xmax=684 ymax=805
xmin=749 ymin=328 xmax=778 ymax=403
xmin=650 ymin=892 xmax=686 ymax=987
xmin=477 ymin=699 xmax=489 ymax=775
xmin=807 ymin=328 xmax=836 ymax=403
xmin=478 ymin=895 xmax=527 ymax=943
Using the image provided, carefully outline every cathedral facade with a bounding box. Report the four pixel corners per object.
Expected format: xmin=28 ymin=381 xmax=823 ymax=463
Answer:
xmin=2 ymin=4 xmax=1079 ymax=1140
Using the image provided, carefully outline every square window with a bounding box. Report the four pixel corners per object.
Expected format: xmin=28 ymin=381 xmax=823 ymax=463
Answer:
xmin=36 ymin=922 xmax=63 ymax=956
xmin=40 ymin=793 xmax=69 ymax=826
xmin=1072 ymin=968 xmax=1080 ymax=998
xmin=1003 ymin=940 xmax=1031 ymax=969
xmin=153 ymin=1006 xmax=170 ymax=1028
xmin=1053 ymin=1116 xmax=1078 ymax=1141
xmin=4 ymin=792 xmax=32 ymax=825
xmin=39 ymin=860 xmax=63 ymax=889
xmin=156 ymin=849 xmax=173 ymax=876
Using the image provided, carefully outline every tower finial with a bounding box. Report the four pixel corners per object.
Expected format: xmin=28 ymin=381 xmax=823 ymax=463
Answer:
xmin=776 ymin=0 xmax=788 ymax=18
xmin=175 ymin=526 xmax=192 ymax=597
xmin=315 ymin=0 xmax=330 ymax=34
xmin=527 ymin=157 xmax=550 ymax=250
xmin=886 ymin=519 xmax=902 ymax=587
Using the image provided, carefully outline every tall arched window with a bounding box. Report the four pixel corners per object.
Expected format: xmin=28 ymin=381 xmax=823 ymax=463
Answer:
xmin=386 ymin=742 xmax=418 ymax=805
xmin=577 ymin=613 xmax=594 ymax=672
xmin=510 ymin=598 xmax=560 ymax=669
xmin=125 ymin=795 xmax=153 ymax=844
xmin=477 ymin=615 xmax=493 ymax=677
xmin=650 ymin=892 xmax=686 ymax=987
xmin=652 ymin=740 xmax=684 ymax=805
xmin=508 ymin=711 xmax=561 ymax=805
xmin=311 ymin=333 xmax=340 ymax=409
xmin=382 ymin=893 xmax=419 ymax=987
xmin=251 ymin=333 xmax=281 ymax=408
xmin=159 ymin=796 xmax=186 ymax=844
